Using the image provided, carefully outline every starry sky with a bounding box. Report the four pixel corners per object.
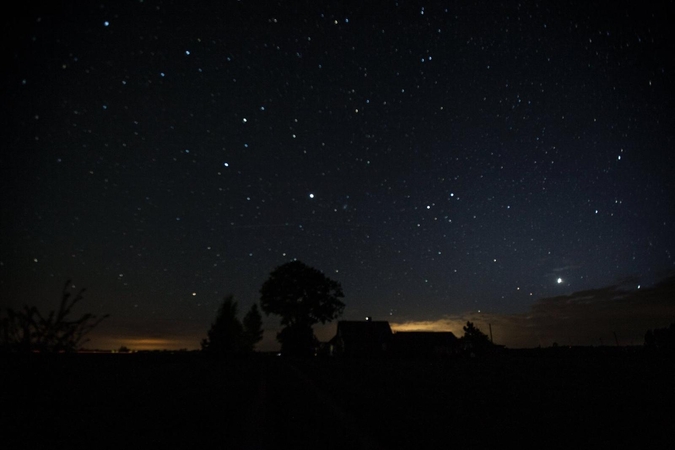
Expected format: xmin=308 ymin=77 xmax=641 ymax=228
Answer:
xmin=3 ymin=0 xmax=674 ymax=351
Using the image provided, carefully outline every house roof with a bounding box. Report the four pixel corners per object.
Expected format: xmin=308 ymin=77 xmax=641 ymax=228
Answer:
xmin=335 ymin=320 xmax=393 ymax=343
xmin=393 ymin=331 xmax=459 ymax=346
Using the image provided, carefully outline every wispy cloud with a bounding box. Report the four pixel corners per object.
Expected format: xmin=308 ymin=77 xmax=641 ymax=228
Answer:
xmin=551 ymin=265 xmax=581 ymax=273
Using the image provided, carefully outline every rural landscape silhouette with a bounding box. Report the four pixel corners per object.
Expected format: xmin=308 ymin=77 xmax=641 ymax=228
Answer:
xmin=3 ymin=263 xmax=674 ymax=449
xmin=3 ymin=1 xmax=674 ymax=447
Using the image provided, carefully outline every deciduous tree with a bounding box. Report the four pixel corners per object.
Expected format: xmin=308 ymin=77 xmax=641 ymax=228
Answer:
xmin=260 ymin=260 xmax=345 ymax=356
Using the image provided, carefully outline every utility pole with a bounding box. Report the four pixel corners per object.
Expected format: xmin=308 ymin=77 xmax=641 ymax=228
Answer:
xmin=489 ymin=323 xmax=493 ymax=343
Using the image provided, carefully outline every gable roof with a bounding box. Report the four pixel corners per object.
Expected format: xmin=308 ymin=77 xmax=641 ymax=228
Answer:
xmin=393 ymin=331 xmax=461 ymax=357
xmin=393 ymin=331 xmax=459 ymax=346
xmin=336 ymin=320 xmax=393 ymax=343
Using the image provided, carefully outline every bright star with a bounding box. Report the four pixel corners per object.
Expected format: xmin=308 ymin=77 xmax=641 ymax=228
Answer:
xmin=557 ymin=278 xmax=563 ymax=284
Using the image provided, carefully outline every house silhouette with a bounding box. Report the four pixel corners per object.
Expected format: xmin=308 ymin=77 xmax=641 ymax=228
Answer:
xmin=330 ymin=320 xmax=393 ymax=358
xmin=394 ymin=331 xmax=460 ymax=358
xmin=329 ymin=319 xmax=461 ymax=358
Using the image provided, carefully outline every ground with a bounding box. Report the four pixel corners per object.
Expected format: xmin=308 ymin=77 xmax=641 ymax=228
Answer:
xmin=2 ymin=349 xmax=673 ymax=449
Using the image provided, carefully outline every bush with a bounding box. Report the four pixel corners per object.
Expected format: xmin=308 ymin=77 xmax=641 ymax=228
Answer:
xmin=0 ymin=280 xmax=108 ymax=353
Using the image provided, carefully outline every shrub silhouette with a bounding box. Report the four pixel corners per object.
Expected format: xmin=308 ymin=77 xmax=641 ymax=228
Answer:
xmin=644 ymin=323 xmax=675 ymax=352
xmin=0 ymin=280 xmax=108 ymax=353
xmin=461 ymin=321 xmax=493 ymax=356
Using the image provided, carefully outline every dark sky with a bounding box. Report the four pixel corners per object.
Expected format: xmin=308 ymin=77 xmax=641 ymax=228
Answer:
xmin=3 ymin=0 xmax=674 ymax=350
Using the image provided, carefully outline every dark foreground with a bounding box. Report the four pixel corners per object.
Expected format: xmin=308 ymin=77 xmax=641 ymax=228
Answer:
xmin=2 ymin=349 xmax=674 ymax=449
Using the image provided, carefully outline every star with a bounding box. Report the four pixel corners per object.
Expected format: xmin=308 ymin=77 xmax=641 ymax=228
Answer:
xmin=5 ymin=0 xmax=672 ymax=353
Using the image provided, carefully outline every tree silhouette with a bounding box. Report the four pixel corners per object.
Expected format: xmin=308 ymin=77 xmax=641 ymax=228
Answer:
xmin=0 ymin=280 xmax=108 ymax=353
xmin=242 ymin=303 xmax=264 ymax=352
xmin=461 ymin=321 xmax=493 ymax=356
xmin=260 ymin=260 xmax=345 ymax=357
xmin=276 ymin=324 xmax=319 ymax=358
xmin=201 ymin=295 xmax=264 ymax=356
xmin=201 ymin=295 xmax=245 ymax=356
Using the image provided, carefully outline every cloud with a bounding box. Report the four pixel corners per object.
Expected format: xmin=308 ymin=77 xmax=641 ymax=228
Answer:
xmin=391 ymin=275 xmax=675 ymax=348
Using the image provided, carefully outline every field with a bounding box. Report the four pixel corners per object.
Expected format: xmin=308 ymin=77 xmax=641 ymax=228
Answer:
xmin=2 ymin=349 xmax=674 ymax=449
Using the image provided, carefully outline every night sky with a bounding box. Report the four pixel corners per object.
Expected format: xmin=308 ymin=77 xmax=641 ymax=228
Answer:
xmin=3 ymin=1 xmax=674 ymax=351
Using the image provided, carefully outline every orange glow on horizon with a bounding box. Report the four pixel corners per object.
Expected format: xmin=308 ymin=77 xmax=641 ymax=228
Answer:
xmin=88 ymin=336 xmax=200 ymax=351
xmin=390 ymin=319 xmax=464 ymax=336
xmin=86 ymin=329 xmax=283 ymax=352
xmin=125 ymin=338 xmax=184 ymax=348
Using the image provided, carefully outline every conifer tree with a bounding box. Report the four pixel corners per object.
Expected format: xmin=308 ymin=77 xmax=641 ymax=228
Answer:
xmin=201 ymin=295 xmax=244 ymax=355
xmin=242 ymin=304 xmax=263 ymax=351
